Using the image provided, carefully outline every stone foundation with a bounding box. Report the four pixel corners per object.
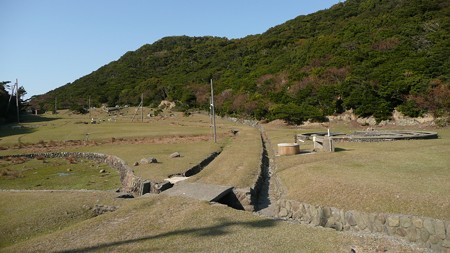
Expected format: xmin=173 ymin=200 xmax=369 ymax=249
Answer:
xmin=276 ymin=199 xmax=450 ymax=252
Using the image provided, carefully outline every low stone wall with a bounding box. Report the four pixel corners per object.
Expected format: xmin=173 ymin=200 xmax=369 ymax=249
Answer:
xmin=168 ymin=151 xmax=221 ymax=178
xmin=0 ymin=152 xmax=145 ymax=195
xmin=277 ymin=199 xmax=450 ymax=252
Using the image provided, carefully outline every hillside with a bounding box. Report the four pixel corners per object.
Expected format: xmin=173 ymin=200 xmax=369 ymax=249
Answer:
xmin=31 ymin=0 xmax=450 ymax=123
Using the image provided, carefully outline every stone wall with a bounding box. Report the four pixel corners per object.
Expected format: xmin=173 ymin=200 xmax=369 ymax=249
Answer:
xmin=276 ymin=199 xmax=450 ymax=252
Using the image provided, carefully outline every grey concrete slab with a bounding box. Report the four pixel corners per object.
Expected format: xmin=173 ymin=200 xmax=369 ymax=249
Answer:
xmin=164 ymin=176 xmax=189 ymax=184
xmin=161 ymin=182 xmax=233 ymax=202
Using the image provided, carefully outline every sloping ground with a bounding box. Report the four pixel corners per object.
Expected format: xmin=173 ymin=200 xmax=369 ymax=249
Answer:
xmin=0 ymin=191 xmax=121 ymax=249
xmin=266 ymin=125 xmax=450 ymax=221
xmin=188 ymin=126 xmax=262 ymax=188
xmin=0 ymin=192 xmax=426 ymax=253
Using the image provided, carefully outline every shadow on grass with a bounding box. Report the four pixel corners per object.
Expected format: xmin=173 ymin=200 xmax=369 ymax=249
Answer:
xmin=0 ymin=125 xmax=35 ymax=139
xmin=20 ymin=114 xmax=61 ymax=123
xmin=57 ymin=218 xmax=278 ymax=253
xmin=334 ymin=147 xmax=353 ymax=152
xmin=0 ymin=114 xmax=60 ymax=139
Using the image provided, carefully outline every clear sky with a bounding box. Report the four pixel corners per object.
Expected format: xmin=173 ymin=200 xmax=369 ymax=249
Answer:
xmin=1 ymin=0 xmax=341 ymax=99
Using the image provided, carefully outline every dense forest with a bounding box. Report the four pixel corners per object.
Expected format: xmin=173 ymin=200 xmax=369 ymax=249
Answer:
xmin=31 ymin=0 xmax=450 ymax=124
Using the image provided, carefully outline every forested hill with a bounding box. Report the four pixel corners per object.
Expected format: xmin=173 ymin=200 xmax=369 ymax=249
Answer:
xmin=32 ymin=0 xmax=449 ymax=123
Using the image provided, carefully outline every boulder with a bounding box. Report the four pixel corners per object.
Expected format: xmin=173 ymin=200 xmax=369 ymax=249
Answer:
xmin=169 ymin=152 xmax=181 ymax=158
xmin=140 ymin=157 xmax=158 ymax=164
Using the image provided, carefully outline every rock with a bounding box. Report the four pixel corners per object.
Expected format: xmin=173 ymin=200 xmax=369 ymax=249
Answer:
xmin=322 ymin=207 xmax=332 ymax=218
xmin=406 ymin=226 xmax=419 ymax=242
xmin=169 ymin=152 xmax=181 ymax=158
xmin=279 ymin=208 xmax=288 ymax=218
xmin=435 ymin=220 xmax=446 ymax=240
xmin=140 ymin=157 xmax=158 ymax=164
xmin=286 ymin=200 xmax=292 ymax=211
xmin=424 ymin=218 xmax=435 ymax=234
xmin=376 ymin=213 xmax=387 ymax=225
xmin=420 ymin=229 xmax=430 ymax=242
xmin=400 ymin=216 xmax=412 ymax=228
xmin=291 ymin=202 xmax=300 ymax=213
xmin=447 ymin=221 xmax=450 ymax=240
xmin=353 ymin=212 xmax=369 ymax=231
xmin=442 ymin=240 xmax=450 ymax=248
xmin=331 ymin=221 xmax=343 ymax=231
xmin=396 ymin=227 xmax=407 ymax=237
xmin=387 ymin=216 xmax=400 ymax=227
xmin=345 ymin=211 xmax=357 ymax=226
xmin=99 ymin=169 xmax=106 ymax=173
xmin=412 ymin=217 xmax=423 ymax=228
xmin=93 ymin=205 xmax=118 ymax=216
xmin=429 ymin=235 xmax=440 ymax=244
xmin=292 ymin=210 xmax=302 ymax=220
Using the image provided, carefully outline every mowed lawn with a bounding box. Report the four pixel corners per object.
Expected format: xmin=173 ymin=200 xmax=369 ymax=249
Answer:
xmin=265 ymin=124 xmax=450 ymax=221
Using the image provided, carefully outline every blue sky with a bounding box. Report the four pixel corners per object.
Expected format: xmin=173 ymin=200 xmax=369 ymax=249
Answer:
xmin=0 ymin=0 xmax=341 ymax=99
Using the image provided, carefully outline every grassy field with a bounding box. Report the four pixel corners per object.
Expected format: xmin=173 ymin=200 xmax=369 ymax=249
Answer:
xmin=0 ymin=191 xmax=122 ymax=249
xmin=0 ymin=157 xmax=120 ymax=190
xmin=0 ymin=192 xmax=424 ymax=253
xmin=0 ymin=110 xmax=447 ymax=252
xmin=189 ymin=126 xmax=262 ymax=188
xmin=264 ymin=122 xmax=450 ymax=220
xmin=0 ymin=109 xmax=220 ymax=147
xmin=0 ymin=109 xmax=251 ymax=183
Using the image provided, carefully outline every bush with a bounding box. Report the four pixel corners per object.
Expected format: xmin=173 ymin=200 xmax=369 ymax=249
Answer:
xmin=397 ymin=100 xmax=424 ymax=118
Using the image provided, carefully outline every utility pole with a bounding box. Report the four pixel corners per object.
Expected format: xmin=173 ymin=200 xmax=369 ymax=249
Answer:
xmin=15 ymin=79 xmax=19 ymax=123
xmin=210 ymin=79 xmax=217 ymax=143
xmin=54 ymin=96 xmax=57 ymax=114
xmin=141 ymin=93 xmax=144 ymax=123
xmin=88 ymin=96 xmax=91 ymax=118
xmin=131 ymin=93 xmax=144 ymax=122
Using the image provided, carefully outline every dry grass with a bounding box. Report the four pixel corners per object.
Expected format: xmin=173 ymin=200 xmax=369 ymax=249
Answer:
xmin=1 ymin=193 xmax=425 ymax=253
xmin=0 ymin=110 xmax=238 ymax=182
xmin=0 ymin=112 xmax=437 ymax=252
xmin=189 ymin=126 xmax=262 ymax=188
xmin=0 ymin=191 xmax=121 ymax=248
xmin=0 ymin=109 xmax=224 ymax=149
xmin=265 ymin=123 xmax=450 ymax=220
